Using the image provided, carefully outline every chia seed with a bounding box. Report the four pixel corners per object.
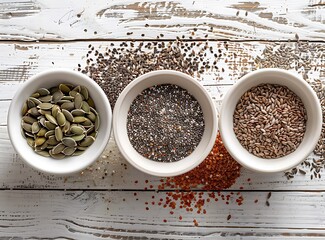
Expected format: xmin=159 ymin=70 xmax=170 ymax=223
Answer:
xmin=127 ymin=84 xmax=205 ymax=162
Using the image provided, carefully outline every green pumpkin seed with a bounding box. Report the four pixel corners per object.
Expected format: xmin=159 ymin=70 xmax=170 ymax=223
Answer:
xmin=26 ymin=137 xmax=34 ymax=147
xmin=55 ymin=126 xmax=63 ymax=141
xmin=87 ymin=97 xmax=95 ymax=108
xmin=61 ymin=96 xmax=74 ymax=101
xmin=28 ymin=97 xmax=42 ymax=105
xmin=62 ymin=109 xmax=74 ymax=122
xmin=36 ymin=151 xmax=50 ymax=157
xmin=89 ymin=131 xmax=98 ymax=138
xmin=51 ymin=105 xmax=60 ymax=118
xmin=47 ymin=135 xmax=59 ymax=145
xmin=49 ymin=151 xmax=65 ymax=159
xmin=21 ymin=102 xmax=28 ymax=115
xmin=62 ymin=137 xmax=77 ymax=147
xmin=70 ymin=125 xmax=85 ymax=135
xmin=87 ymin=112 xmax=96 ymax=122
xmin=79 ymin=136 xmax=95 ymax=147
xmin=56 ymin=112 xmax=66 ymax=127
xmin=80 ymin=86 xmax=89 ymax=100
xmin=28 ymin=107 xmax=40 ymax=117
xmin=61 ymin=102 xmax=75 ymax=111
xmin=81 ymin=101 xmax=90 ymax=113
xmin=39 ymin=95 xmax=52 ymax=103
xmin=73 ymin=150 xmax=85 ymax=156
xmin=31 ymin=92 xmax=40 ymax=98
xmin=81 ymin=118 xmax=93 ymax=127
xmin=72 ymin=85 xmax=81 ymax=93
xmin=49 ymin=86 xmax=59 ymax=94
xmin=86 ymin=125 xmax=95 ymax=135
xmin=40 ymin=141 xmax=48 ymax=150
xmin=37 ymin=128 xmax=47 ymax=137
xmin=46 ymin=145 xmax=54 ymax=150
xmin=62 ymin=147 xmax=76 ymax=156
xmin=52 ymin=143 xmax=65 ymax=154
xmin=36 ymin=88 xmax=50 ymax=96
xmin=59 ymin=83 xmax=71 ymax=94
xmin=71 ymin=134 xmax=85 ymax=142
xmin=74 ymin=116 xmax=87 ymax=123
xmin=32 ymin=122 xmax=40 ymax=134
xmin=77 ymin=146 xmax=88 ymax=151
xmin=44 ymin=130 xmax=55 ymax=138
xmin=69 ymin=90 xmax=78 ymax=98
xmin=45 ymin=114 xmax=58 ymax=125
xmin=22 ymin=116 xmax=37 ymax=124
xmin=52 ymin=90 xmax=64 ymax=103
xmin=95 ymin=115 xmax=100 ymax=131
xmin=22 ymin=123 xmax=32 ymax=133
xmin=45 ymin=121 xmax=56 ymax=130
xmin=63 ymin=121 xmax=71 ymax=133
xmin=71 ymin=109 xmax=85 ymax=116
xmin=38 ymin=103 xmax=53 ymax=110
xmin=27 ymin=99 xmax=36 ymax=108
xmin=38 ymin=109 xmax=52 ymax=116
xmin=35 ymin=137 xmax=46 ymax=146
xmin=39 ymin=117 xmax=46 ymax=127
xmin=74 ymin=93 xmax=83 ymax=109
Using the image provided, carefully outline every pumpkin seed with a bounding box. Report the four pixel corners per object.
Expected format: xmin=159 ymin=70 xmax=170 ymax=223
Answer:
xmin=62 ymin=109 xmax=74 ymax=122
xmin=49 ymin=151 xmax=65 ymax=159
xmin=44 ymin=130 xmax=55 ymax=138
xmin=52 ymin=105 xmax=60 ymax=118
xmin=45 ymin=121 xmax=56 ymax=130
xmin=39 ymin=95 xmax=52 ymax=103
xmin=55 ymin=126 xmax=63 ymax=141
xmin=28 ymin=107 xmax=40 ymax=117
xmin=47 ymin=135 xmax=59 ymax=145
xmin=35 ymin=137 xmax=46 ymax=146
xmin=57 ymin=99 xmax=71 ymax=104
xmin=72 ymin=134 xmax=85 ymax=142
xmin=72 ymin=85 xmax=81 ymax=93
xmin=81 ymin=101 xmax=90 ymax=113
xmin=25 ymin=132 xmax=35 ymax=138
xmin=21 ymin=102 xmax=28 ymax=115
xmin=28 ymin=97 xmax=42 ymax=105
xmin=39 ymin=117 xmax=46 ymax=127
xmin=27 ymin=99 xmax=36 ymax=108
xmin=37 ymin=128 xmax=47 ymax=137
xmin=36 ymin=151 xmax=50 ymax=157
xmin=61 ymin=102 xmax=75 ymax=111
xmin=38 ymin=109 xmax=52 ymax=116
xmin=22 ymin=116 xmax=37 ymax=124
xmin=57 ymin=111 xmax=66 ymax=127
xmin=45 ymin=114 xmax=57 ymax=125
xmin=80 ymin=136 xmax=95 ymax=147
xmin=81 ymin=118 xmax=93 ymax=127
xmin=74 ymin=116 xmax=87 ymax=123
xmin=40 ymin=141 xmax=48 ymax=150
xmin=36 ymin=88 xmax=50 ymax=96
xmin=52 ymin=90 xmax=64 ymax=103
xmin=87 ymin=112 xmax=96 ymax=122
xmin=71 ymin=109 xmax=85 ymax=116
xmin=69 ymin=90 xmax=78 ymax=98
xmin=59 ymin=83 xmax=71 ymax=94
xmin=70 ymin=125 xmax=85 ymax=135
xmin=22 ymin=123 xmax=32 ymax=133
xmin=32 ymin=122 xmax=40 ymax=134
xmin=73 ymin=150 xmax=85 ymax=156
xmin=63 ymin=121 xmax=71 ymax=133
xmin=77 ymin=146 xmax=88 ymax=151
xmin=26 ymin=137 xmax=34 ymax=147
xmin=89 ymin=131 xmax=98 ymax=138
xmin=52 ymin=143 xmax=65 ymax=154
xmin=31 ymin=92 xmax=40 ymax=98
xmin=49 ymin=87 xmax=59 ymax=94
xmin=74 ymin=93 xmax=83 ymax=109
xmin=62 ymin=137 xmax=77 ymax=147
xmin=87 ymin=97 xmax=95 ymax=108
xmin=38 ymin=103 xmax=53 ymax=110
xmin=80 ymin=86 xmax=89 ymax=100
xmin=62 ymin=147 xmax=76 ymax=156
xmin=95 ymin=115 xmax=100 ymax=131
xmin=61 ymin=96 xmax=74 ymax=101
xmin=86 ymin=125 xmax=95 ymax=135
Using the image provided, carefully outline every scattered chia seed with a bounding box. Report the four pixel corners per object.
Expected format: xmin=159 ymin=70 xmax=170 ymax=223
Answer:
xmin=127 ymin=84 xmax=205 ymax=162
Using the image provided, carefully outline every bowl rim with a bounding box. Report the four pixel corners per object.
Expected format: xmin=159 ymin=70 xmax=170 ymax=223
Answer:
xmin=7 ymin=68 xmax=113 ymax=175
xmin=113 ymin=70 xmax=218 ymax=177
xmin=219 ymin=68 xmax=322 ymax=172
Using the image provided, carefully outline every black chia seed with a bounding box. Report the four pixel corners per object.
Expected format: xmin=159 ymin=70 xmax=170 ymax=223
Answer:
xmin=127 ymin=84 xmax=205 ymax=162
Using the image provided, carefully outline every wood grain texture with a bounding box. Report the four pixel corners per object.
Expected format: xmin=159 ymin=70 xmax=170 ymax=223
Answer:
xmin=0 ymin=0 xmax=324 ymax=41
xmin=0 ymin=190 xmax=324 ymax=239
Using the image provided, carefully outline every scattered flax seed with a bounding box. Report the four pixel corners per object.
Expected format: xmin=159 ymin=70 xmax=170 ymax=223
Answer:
xmin=234 ymin=84 xmax=307 ymax=159
xmin=266 ymin=200 xmax=270 ymax=207
xmin=227 ymin=214 xmax=232 ymax=221
xmin=267 ymin=192 xmax=272 ymax=199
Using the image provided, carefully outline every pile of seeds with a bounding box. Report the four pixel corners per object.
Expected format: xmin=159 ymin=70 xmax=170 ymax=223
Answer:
xmin=127 ymin=84 xmax=205 ymax=162
xmin=79 ymin=40 xmax=220 ymax=108
xmin=233 ymin=83 xmax=307 ymax=159
xmin=21 ymin=84 xmax=99 ymax=159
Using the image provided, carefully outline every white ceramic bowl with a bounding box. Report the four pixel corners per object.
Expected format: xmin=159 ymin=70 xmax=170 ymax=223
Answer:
xmin=7 ymin=69 xmax=112 ymax=175
xmin=113 ymin=70 xmax=218 ymax=177
xmin=219 ymin=68 xmax=322 ymax=172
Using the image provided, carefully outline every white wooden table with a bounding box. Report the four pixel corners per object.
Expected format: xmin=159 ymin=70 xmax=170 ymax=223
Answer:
xmin=0 ymin=0 xmax=325 ymax=238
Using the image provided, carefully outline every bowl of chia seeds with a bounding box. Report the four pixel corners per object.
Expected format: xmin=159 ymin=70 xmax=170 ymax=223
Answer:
xmin=113 ymin=70 xmax=218 ymax=177
xmin=7 ymin=69 xmax=112 ymax=175
xmin=219 ymin=68 xmax=322 ymax=172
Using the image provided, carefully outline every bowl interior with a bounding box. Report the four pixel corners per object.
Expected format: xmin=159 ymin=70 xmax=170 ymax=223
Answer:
xmin=220 ymin=69 xmax=322 ymax=172
xmin=114 ymin=70 xmax=218 ymax=177
xmin=7 ymin=69 xmax=112 ymax=175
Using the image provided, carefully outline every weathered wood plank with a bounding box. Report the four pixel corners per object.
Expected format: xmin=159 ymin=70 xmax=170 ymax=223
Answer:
xmin=0 ymin=0 xmax=324 ymax=41
xmin=0 ymin=190 xmax=324 ymax=238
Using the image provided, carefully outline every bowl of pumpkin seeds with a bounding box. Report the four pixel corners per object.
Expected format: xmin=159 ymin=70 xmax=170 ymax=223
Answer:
xmin=7 ymin=69 xmax=112 ymax=175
